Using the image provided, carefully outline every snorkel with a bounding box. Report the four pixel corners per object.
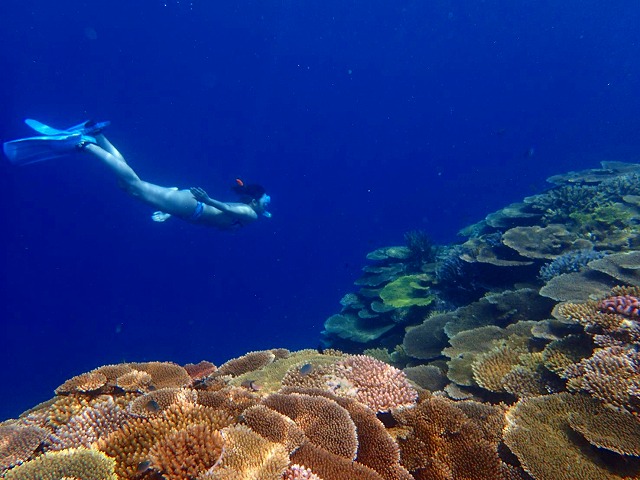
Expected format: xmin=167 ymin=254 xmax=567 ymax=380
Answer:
xmin=233 ymin=178 xmax=272 ymax=218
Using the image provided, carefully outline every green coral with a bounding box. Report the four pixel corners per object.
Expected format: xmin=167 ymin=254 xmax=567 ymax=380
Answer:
xmin=379 ymin=274 xmax=435 ymax=308
xmin=569 ymin=202 xmax=635 ymax=232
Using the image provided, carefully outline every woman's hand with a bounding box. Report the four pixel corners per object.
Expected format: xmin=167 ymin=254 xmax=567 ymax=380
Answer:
xmin=190 ymin=187 xmax=210 ymax=202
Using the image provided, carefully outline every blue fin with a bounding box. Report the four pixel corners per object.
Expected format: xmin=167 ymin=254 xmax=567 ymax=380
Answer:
xmin=24 ymin=119 xmax=110 ymax=136
xmin=3 ymin=134 xmax=85 ymax=166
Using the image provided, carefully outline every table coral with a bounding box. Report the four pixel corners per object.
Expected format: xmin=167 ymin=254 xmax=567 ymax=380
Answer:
xmin=0 ymin=423 xmax=49 ymax=471
xmin=504 ymin=393 xmax=640 ymax=480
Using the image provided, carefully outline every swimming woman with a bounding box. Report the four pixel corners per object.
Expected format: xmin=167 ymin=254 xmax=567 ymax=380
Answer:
xmin=3 ymin=119 xmax=272 ymax=230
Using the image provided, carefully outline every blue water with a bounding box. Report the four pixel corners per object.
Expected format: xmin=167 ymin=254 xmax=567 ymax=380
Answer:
xmin=1 ymin=0 xmax=639 ymax=419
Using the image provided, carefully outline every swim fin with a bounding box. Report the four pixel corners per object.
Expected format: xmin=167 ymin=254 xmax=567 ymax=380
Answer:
xmin=24 ymin=118 xmax=111 ymax=137
xmin=3 ymin=118 xmax=109 ymax=166
xmin=3 ymin=134 xmax=88 ymax=166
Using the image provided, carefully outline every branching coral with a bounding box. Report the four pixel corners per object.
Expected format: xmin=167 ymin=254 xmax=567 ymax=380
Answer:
xmin=200 ymin=424 xmax=288 ymax=480
xmin=49 ymin=398 xmax=131 ymax=450
xmin=564 ymin=346 xmax=640 ymax=414
xmin=149 ymin=423 xmax=223 ymax=480
xmin=393 ymin=395 xmax=503 ymax=480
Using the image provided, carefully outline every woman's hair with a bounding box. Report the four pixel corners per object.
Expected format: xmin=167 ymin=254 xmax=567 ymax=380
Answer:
xmin=232 ymin=179 xmax=266 ymax=203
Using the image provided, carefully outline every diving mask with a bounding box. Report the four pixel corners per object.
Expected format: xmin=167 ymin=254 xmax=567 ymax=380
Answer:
xmin=261 ymin=194 xmax=272 ymax=218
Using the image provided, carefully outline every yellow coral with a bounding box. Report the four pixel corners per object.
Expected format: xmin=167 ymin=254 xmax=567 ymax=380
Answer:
xmin=3 ymin=448 xmax=116 ymax=480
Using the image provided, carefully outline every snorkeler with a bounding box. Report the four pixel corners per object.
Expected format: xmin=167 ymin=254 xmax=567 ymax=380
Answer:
xmin=3 ymin=119 xmax=272 ymax=230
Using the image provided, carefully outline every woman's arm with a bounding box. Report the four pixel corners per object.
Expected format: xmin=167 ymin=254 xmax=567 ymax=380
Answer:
xmin=190 ymin=187 xmax=232 ymax=212
xmin=190 ymin=187 xmax=258 ymax=220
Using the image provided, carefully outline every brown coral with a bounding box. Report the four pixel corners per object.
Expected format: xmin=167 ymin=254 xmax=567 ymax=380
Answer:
xmin=0 ymin=423 xmax=49 ymax=471
xmin=55 ymin=372 xmax=108 ymax=395
xmin=200 ymin=424 xmax=288 ymax=480
xmin=290 ymin=442 xmax=385 ymax=480
xmin=216 ymin=350 xmax=278 ymax=377
xmin=261 ymin=393 xmax=358 ymax=460
xmin=557 ymin=296 xmax=640 ymax=347
xmin=128 ymin=388 xmax=198 ymax=417
xmin=128 ymin=361 xmax=193 ymax=389
xmin=184 ymin=361 xmax=217 ymax=380
xmin=567 ymin=405 xmax=640 ymax=456
xmin=241 ymin=404 xmax=306 ymax=453
xmin=393 ymin=395 xmax=503 ymax=480
xmin=96 ymin=401 xmax=235 ymax=479
xmin=114 ymin=370 xmax=153 ymax=393
xmin=564 ymin=346 xmax=640 ymax=414
xmin=149 ymin=423 xmax=223 ymax=479
xmin=504 ymin=393 xmax=640 ymax=479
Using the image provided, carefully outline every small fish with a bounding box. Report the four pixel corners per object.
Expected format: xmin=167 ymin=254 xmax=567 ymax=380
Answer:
xmin=317 ymin=345 xmax=325 ymax=355
xmin=299 ymin=363 xmax=313 ymax=376
xmin=235 ymin=178 xmax=244 ymax=187
xmin=144 ymin=399 xmax=161 ymax=413
xmin=241 ymin=380 xmax=261 ymax=391
xmin=137 ymin=460 xmax=152 ymax=473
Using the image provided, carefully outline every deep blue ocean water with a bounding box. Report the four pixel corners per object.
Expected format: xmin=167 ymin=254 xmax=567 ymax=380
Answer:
xmin=1 ymin=0 xmax=639 ymax=420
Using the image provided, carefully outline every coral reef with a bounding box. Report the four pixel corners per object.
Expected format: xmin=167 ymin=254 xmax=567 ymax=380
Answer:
xmin=7 ymin=162 xmax=640 ymax=479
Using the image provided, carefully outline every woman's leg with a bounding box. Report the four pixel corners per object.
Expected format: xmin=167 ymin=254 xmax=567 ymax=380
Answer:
xmin=82 ymin=141 xmax=197 ymax=217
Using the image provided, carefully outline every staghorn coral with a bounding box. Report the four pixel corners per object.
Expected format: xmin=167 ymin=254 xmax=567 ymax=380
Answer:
xmin=199 ymin=424 xmax=288 ymax=480
xmin=282 ymin=464 xmax=324 ymax=480
xmin=0 ymin=423 xmax=49 ymax=471
xmin=3 ymin=448 xmax=117 ymax=480
xmin=149 ymin=423 xmax=223 ymax=480
xmin=49 ymin=397 xmax=131 ymax=451
xmin=538 ymin=249 xmax=605 ymax=281
xmin=504 ymin=393 xmax=640 ymax=479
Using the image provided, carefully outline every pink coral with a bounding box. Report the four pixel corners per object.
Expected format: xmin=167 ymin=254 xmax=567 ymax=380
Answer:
xmin=335 ymin=355 xmax=418 ymax=412
xmin=599 ymin=295 xmax=640 ymax=318
xmin=283 ymin=464 xmax=324 ymax=480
